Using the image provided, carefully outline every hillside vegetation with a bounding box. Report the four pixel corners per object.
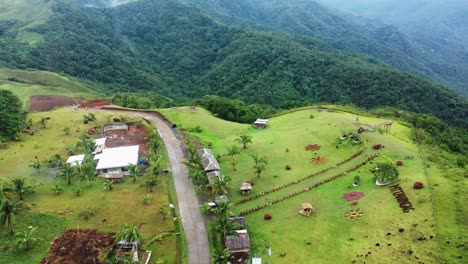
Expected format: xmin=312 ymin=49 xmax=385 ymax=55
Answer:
xmin=0 ymin=0 xmax=466 ymax=128
xmin=183 ymin=0 xmax=468 ymax=95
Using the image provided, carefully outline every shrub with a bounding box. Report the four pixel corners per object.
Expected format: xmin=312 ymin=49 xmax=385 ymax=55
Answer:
xmin=373 ymin=144 xmax=382 ymax=150
xmin=264 ymin=213 xmax=272 ymax=220
xmin=413 ymin=182 xmax=424 ymax=189
xmin=396 ymin=160 xmax=403 ymax=166
xmin=285 ymin=165 xmax=291 ymax=170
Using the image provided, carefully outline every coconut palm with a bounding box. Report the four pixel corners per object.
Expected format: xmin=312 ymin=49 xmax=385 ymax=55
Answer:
xmin=128 ymin=164 xmax=141 ymax=183
xmin=58 ymin=163 xmax=76 ymax=185
xmin=0 ymin=198 xmax=23 ymax=234
xmin=11 ymin=178 xmax=34 ymax=201
xmin=225 ymin=146 xmax=240 ymax=171
xmin=145 ymin=175 xmax=158 ymax=193
xmin=117 ymin=224 xmax=143 ymax=245
xmin=250 ymin=153 xmax=268 ymax=178
xmin=235 ymin=134 xmax=252 ymax=149
xmin=14 ymin=226 xmax=42 ymax=251
xmin=29 ymin=159 xmax=42 ymax=174
xmin=51 ymin=184 xmax=63 ymax=195
xmin=78 ymin=160 xmax=97 ymax=187
xmin=211 ymin=248 xmax=231 ymax=264
xmin=189 ymin=169 xmax=205 ymax=185
xmin=209 ymin=175 xmax=231 ymax=195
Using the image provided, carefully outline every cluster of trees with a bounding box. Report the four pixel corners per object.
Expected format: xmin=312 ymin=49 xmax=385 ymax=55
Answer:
xmin=0 ymin=0 xmax=466 ymax=128
xmin=112 ymin=93 xmax=175 ymax=110
xmin=0 ymin=90 xmax=26 ymax=141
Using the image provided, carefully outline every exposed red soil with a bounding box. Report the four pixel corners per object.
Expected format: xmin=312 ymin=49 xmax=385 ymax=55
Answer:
xmin=29 ymin=95 xmax=77 ymax=112
xmin=80 ymin=99 xmax=112 ymax=109
xmin=103 ymin=123 xmax=149 ymax=156
xmin=41 ymin=229 xmax=115 ymax=264
xmin=228 ymin=252 xmax=249 ymax=264
xmin=311 ymin=156 xmax=327 ymax=164
xmin=305 ymin=144 xmax=321 ymax=151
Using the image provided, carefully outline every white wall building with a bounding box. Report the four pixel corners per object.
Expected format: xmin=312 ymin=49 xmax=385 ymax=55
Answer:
xmin=95 ymin=145 xmax=139 ymax=175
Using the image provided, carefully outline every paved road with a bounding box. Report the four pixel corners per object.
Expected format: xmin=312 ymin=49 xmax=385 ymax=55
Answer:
xmin=97 ymin=109 xmax=210 ymax=264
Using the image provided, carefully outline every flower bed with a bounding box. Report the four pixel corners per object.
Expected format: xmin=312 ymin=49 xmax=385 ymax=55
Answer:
xmin=305 ymin=144 xmax=321 ymax=151
xmin=343 ymin=192 xmax=365 ymax=201
xmin=311 ymin=156 xmax=327 ymax=164
xmin=389 ymin=184 xmax=414 ymax=213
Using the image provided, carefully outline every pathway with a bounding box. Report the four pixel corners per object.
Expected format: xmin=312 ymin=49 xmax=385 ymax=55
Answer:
xmin=95 ymin=109 xmax=210 ymax=264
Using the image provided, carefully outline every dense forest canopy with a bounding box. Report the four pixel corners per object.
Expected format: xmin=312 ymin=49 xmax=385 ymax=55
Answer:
xmin=181 ymin=0 xmax=468 ymax=96
xmin=0 ymin=0 xmax=466 ymax=128
xmin=0 ymin=90 xmax=26 ymax=141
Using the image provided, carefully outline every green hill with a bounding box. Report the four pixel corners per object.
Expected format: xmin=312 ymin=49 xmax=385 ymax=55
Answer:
xmin=182 ymin=0 xmax=468 ymax=95
xmin=0 ymin=0 xmax=466 ymax=127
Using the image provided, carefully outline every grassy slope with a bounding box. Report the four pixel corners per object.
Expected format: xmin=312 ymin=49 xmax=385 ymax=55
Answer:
xmin=160 ymin=106 xmax=465 ymax=263
xmin=0 ymin=67 xmax=98 ymax=108
xmin=0 ymin=0 xmax=54 ymax=44
xmin=0 ymin=108 xmax=177 ymax=263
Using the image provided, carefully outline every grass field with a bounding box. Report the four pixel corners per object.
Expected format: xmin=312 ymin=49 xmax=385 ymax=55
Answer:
xmin=0 ymin=68 xmax=99 ymax=108
xmin=0 ymin=108 xmax=178 ymax=263
xmin=160 ymin=106 xmax=466 ymax=263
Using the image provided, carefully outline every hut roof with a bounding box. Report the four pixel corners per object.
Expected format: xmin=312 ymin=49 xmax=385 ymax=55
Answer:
xmin=239 ymin=183 xmax=252 ymax=191
xmin=301 ymin=203 xmax=313 ymax=209
xmin=225 ymin=234 xmax=250 ymax=252
xmin=197 ymin=148 xmax=214 ymax=159
xmin=206 ymin=171 xmax=223 ymax=185
xmin=203 ymin=156 xmax=220 ymax=172
xmin=66 ymin=154 xmax=85 ymax=166
xmin=254 ymin=119 xmax=268 ymax=125
xmin=215 ymin=195 xmax=229 ymax=204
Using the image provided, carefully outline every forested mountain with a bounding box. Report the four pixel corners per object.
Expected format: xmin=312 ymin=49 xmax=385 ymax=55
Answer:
xmin=182 ymin=0 xmax=468 ymax=95
xmin=0 ymin=0 xmax=466 ymax=127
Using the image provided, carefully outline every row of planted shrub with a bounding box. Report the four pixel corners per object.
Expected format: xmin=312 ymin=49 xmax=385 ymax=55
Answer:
xmin=239 ymin=154 xmax=379 ymax=216
xmin=389 ymin=184 xmax=415 ymax=213
xmin=234 ymin=149 xmax=366 ymax=206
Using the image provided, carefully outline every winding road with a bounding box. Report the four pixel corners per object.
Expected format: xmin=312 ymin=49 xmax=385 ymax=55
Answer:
xmin=96 ymin=109 xmax=210 ymax=264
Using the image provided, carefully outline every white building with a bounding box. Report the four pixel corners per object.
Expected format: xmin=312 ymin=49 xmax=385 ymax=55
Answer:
xmin=95 ymin=145 xmax=139 ymax=175
xmin=66 ymin=154 xmax=85 ymax=166
xmin=93 ymin=137 xmax=107 ymax=154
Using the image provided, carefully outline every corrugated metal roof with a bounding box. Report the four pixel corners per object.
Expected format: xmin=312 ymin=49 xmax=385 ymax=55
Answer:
xmin=96 ymin=145 xmax=139 ymax=170
xmin=66 ymin=154 xmax=85 ymax=166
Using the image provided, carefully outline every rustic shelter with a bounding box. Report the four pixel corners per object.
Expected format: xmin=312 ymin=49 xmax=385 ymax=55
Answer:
xmin=239 ymin=183 xmax=253 ymax=195
xmin=225 ymin=234 xmax=251 ymax=253
xmin=254 ymin=119 xmax=268 ymax=129
xmin=203 ymin=156 xmax=220 ymax=172
xmin=229 ymin=216 xmax=247 ymax=230
xmin=299 ymin=202 xmax=315 ymax=216
xmin=206 ymin=171 xmax=223 ymax=185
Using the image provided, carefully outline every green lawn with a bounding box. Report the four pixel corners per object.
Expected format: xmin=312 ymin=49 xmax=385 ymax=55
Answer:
xmin=0 ymin=108 xmax=178 ymax=263
xmin=160 ymin=106 xmax=462 ymax=263
xmin=0 ymin=68 xmax=99 ymax=108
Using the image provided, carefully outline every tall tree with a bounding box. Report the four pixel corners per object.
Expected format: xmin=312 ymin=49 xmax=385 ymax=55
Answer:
xmin=117 ymin=224 xmax=143 ymax=246
xmin=0 ymin=198 xmax=23 ymax=234
xmin=11 ymin=178 xmax=34 ymax=201
xmin=58 ymin=163 xmax=76 ymax=185
xmin=0 ymin=90 xmax=26 ymax=141
xmin=209 ymin=175 xmax=231 ymax=196
xmin=235 ymin=134 xmax=252 ymax=149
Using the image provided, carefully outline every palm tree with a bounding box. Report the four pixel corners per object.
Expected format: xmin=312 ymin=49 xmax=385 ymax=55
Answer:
xmin=0 ymin=198 xmax=23 ymax=234
xmin=145 ymin=175 xmax=158 ymax=193
xmin=78 ymin=160 xmax=97 ymax=187
xmin=225 ymin=146 xmax=240 ymax=171
xmin=117 ymin=224 xmax=143 ymax=246
xmin=235 ymin=134 xmax=252 ymax=149
xmin=11 ymin=178 xmax=34 ymax=201
xmin=250 ymin=153 xmax=268 ymax=178
xmin=128 ymin=164 xmax=141 ymax=183
xmin=29 ymin=159 xmax=42 ymax=174
xmin=58 ymin=163 xmax=76 ymax=185
xmin=14 ymin=226 xmax=42 ymax=251
xmin=209 ymin=175 xmax=231 ymax=195
xmin=211 ymin=248 xmax=231 ymax=264
xmin=189 ymin=169 xmax=205 ymax=185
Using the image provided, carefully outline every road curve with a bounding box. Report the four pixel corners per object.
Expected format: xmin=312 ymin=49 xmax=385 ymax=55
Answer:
xmin=96 ymin=109 xmax=210 ymax=264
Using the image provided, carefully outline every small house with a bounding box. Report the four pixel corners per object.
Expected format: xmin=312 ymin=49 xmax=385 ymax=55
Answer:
xmin=66 ymin=154 xmax=85 ymax=166
xmin=203 ymin=156 xmax=220 ymax=172
xmin=239 ymin=183 xmax=252 ymax=195
xmin=254 ymin=119 xmax=268 ymax=129
xmin=299 ymin=202 xmax=315 ymax=216
xmin=225 ymin=233 xmax=251 ymax=253
xmin=95 ymin=145 xmax=139 ymax=175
